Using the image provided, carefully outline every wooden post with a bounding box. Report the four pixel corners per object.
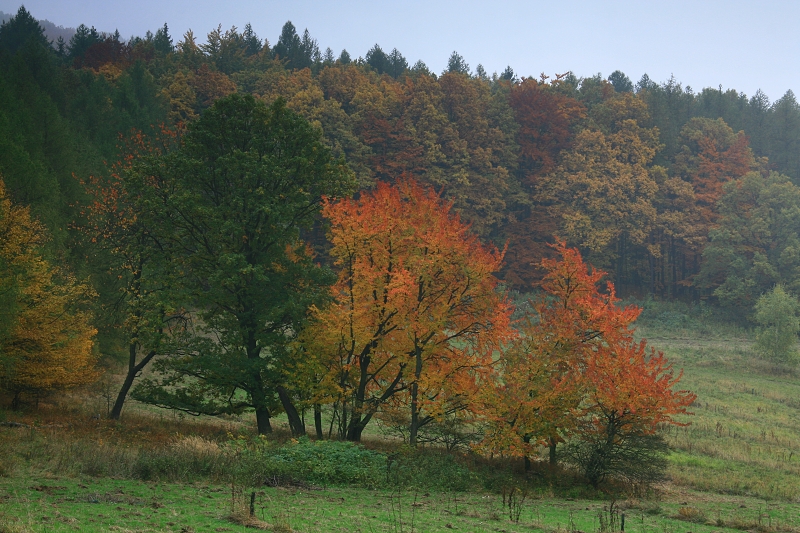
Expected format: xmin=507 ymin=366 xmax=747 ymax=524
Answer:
xmin=249 ymin=491 xmax=256 ymax=517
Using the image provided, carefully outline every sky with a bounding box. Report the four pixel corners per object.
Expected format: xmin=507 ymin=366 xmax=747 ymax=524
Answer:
xmin=2 ymin=0 xmax=798 ymax=103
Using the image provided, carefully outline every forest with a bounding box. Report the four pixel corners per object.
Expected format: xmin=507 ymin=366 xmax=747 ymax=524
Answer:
xmin=2 ymin=5 xmax=800 ymax=498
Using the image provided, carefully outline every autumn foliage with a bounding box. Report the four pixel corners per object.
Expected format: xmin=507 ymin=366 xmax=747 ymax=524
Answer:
xmin=310 ymin=179 xmax=514 ymax=443
xmin=0 ymin=178 xmax=98 ymax=408
xmin=484 ymin=241 xmax=694 ymax=472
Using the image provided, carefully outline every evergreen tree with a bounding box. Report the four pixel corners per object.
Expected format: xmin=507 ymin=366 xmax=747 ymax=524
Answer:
xmin=273 ymin=21 xmax=316 ymax=70
xmin=0 ymin=6 xmax=49 ymax=55
xmin=153 ymin=22 xmax=173 ymax=55
xmin=410 ymin=59 xmax=430 ymax=76
xmin=68 ymin=23 xmax=101 ymax=62
xmin=365 ymin=43 xmax=388 ymax=74
xmin=768 ymin=90 xmax=800 ymax=184
xmin=322 ymin=46 xmax=334 ymax=65
xmin=242 ymin=23 xmax=261 ymax=56
xmin=608 ymin=70 xmax=633 ymax=93
xmin=387 ymin=48 xmax=407 ymax=78
xmin=635 ymin=73 xmax=656 ymax=92
xmin=499 ymin=65 xmax=516 ymax=82
xmin=446 ymin=51 xmax=470 ymax=75
xmin=300 ymin=28 xmax=320 ymax=67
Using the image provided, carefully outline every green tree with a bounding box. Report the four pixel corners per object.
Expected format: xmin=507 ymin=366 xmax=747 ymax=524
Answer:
xmin=754 ymin=285 xmax=800 ymax=364
xmin=77 ymin=127 xmax=183 ymax=420
xmin=445 ymin=51 xmax=469 ymax=75
xmin=608 ymin=70 xmax=633 ymax=93
xmin=132 ymin=94 xmax=354 ymax=435
xmin=272 ymin=21 xmax=318 ymax=70
xmin=767 ymin=90 xmax=800 ymax=184
xmin=365 ymin=44 xmax=389 ymax=74
xmin=387 ymin=48 xmax=407 ymax=78
xmin=699 ymin=172 xmax=800 ymax=309
xmin=0 ymin=6 xmax=49 ymax=55
xmin=67 ymin=23 xmax=101 ymax=63
xmin=241 ymin=23 xmax=262 ymax=57
xmin=153 ymin=22 xmax=173 ymax=55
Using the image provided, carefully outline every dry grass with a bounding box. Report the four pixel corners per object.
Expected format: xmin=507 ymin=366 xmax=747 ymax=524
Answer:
xmin=228 ymin=510 xmax=274 ymax=530
xmin=169 ymin=434 xmax=222 ymax=456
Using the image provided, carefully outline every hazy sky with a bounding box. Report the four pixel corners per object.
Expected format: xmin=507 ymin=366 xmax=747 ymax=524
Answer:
xmin=3 ymin=0 xmax=798 ymax=103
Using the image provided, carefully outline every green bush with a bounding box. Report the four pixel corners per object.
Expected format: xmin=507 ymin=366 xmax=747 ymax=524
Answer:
xmin=387 ymin=448 xmax=479 ymax=491
xmin=754 ymin=284 xmax=800 ymax=364
xmin=224 ymin=436 xmax=386 ymax=488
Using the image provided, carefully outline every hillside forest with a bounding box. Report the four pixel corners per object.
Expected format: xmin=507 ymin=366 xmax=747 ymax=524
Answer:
xmin=1 ymin=5 xmax=799 ymax=485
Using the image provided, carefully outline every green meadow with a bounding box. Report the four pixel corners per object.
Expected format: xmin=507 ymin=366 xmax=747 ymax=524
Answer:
xmin=4 ymin=311 xmax=800 ymax=533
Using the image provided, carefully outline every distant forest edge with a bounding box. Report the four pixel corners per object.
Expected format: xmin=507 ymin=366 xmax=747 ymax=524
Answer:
xmin=0 ymin=9 xmax=76 ymax=44
xmin=2 ymin=5 xmax=800 ymax=309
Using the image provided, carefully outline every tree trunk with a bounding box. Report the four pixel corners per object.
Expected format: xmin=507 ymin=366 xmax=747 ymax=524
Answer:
xmin=109 ymin=368 xmax=136 ymax=420
xmin=548 ymin=437 xmax=558 ymax=466
xmin=314 ymin=403 xmax=323 ymax=440
xmin=523 ymin=434 xmax=532 ymax=472
xmin=244 ymin=328 xmax=274 ymax=435
xmin=109 ymin=344 xmax=157 ymax=420
xmin=346 ymin=411 xmax=370 ymax=442
xmin=409 ymin=345 xmax=423 ymax=447
xmin=255 ymin=407 xmax=273 ymax=434
xmin=409 ymin=380 xmax=419 ymax=447
xmin=277 ymin=385 xmax=305 ymax=436
xmin=11 ymin=391 xmax=21 ymax=410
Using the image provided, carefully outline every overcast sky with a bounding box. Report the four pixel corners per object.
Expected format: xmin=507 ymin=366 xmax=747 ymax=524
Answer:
xmin=3 ymin=0 xmax=798 ymax=103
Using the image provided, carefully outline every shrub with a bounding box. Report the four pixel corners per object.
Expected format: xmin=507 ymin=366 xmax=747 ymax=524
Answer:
xmin=386 ymin=448 xmax=479 ymax=491
xmin=225 ymin=436 xmax=386 ymax=488
xmin=754 ymin=284 xmax=800 ymax=364
xmin=562 ymin=433 xmax=669 ymax=489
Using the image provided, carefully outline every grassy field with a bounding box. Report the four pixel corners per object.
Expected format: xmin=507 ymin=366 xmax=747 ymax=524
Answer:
xmin=4 ymin=470 xmax=800 ymax=533
xmin=4 ymin=310 xmax=800 ymax=532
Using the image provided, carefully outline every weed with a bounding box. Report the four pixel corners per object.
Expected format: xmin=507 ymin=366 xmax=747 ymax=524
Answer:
xmin=596 ymin=500 xmax=620 ymax=533
xmin=675 ymin=506 xmax=706 ymax=523
xmin=500 ymin=484 xmax=529 ymax=523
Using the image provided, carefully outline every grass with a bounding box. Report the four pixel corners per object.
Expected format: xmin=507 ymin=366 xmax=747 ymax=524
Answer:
xmin=4 ymin=305 xmax=800 ymax=531
xmin=5 ymin=470 xmax=800 ymax=533
xmin=636 ymin=321 xmax=800 ymax=501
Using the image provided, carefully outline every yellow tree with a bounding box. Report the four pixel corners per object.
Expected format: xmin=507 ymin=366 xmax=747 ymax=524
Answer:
xmin=541 ymin=93 xmax=661 ymax=280
xmin=0 ymin=178 xmax=98 ymax=408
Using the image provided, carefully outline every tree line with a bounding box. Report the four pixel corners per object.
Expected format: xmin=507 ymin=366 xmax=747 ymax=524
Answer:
xmin=3 ymin=7 xmax=800 ymax=305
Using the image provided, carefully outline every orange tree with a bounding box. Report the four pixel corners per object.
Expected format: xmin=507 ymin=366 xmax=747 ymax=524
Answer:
xmin=484 ymin=241 xmax=639 ymax=467
xmin=311 ymin=178 xmax=514 ymax=443
xmin=568 ymin=339 xmax=695 ymax=487
xmin=485 ymin=241 xmax=693 ymax=482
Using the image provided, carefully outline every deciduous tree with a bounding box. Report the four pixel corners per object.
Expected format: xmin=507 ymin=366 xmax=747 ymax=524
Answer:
xmin=567 ymin=339 xmax=695 ymax=487
xmin=77 ymin=126 xmax=183 ymax=420
xmin=131 ymin=94 xmax=354 ymax=435
xmin=314 ymin=179 xmax=513 ymax=443
xmin=0 ymin=178 xmax=98 ymax=408
xmin=485 ymin=241 xmax=639 ymax=466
